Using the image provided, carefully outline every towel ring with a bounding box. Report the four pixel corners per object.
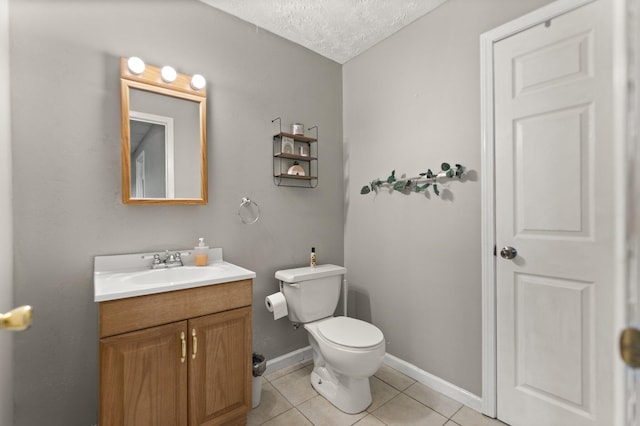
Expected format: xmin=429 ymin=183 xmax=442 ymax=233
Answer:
xmin=238 ymin=197 xmax=261 ymax=225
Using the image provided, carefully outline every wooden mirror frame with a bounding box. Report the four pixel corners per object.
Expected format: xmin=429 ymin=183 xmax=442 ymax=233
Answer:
xmin=120 ymin=57 xmax=208 ymax=205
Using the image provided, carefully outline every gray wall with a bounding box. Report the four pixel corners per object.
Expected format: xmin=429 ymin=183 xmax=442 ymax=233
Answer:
xmin=343 ymin=0 xmax=553 ymax=396
xmin=9 ymin=1 xmax=343 ymax=424
xmin=0 ymin=0 xmax=13 ymax=423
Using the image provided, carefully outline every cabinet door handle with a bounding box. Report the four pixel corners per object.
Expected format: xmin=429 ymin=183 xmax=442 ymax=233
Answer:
xmin=192 ymin=328 xmax=198 ymax=360
xmin=180 ymin=332 xmax=186 ymax=364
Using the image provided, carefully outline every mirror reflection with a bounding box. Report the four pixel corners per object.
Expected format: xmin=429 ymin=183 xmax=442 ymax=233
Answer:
xmin=120 ymin=57 xmax=207 ymax=205
xmin=129 ymin=89 xmax=200 ymax=199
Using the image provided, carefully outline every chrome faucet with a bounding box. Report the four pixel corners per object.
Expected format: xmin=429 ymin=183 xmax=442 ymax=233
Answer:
xmin=148 ymin=250 xmax=185 ymax=269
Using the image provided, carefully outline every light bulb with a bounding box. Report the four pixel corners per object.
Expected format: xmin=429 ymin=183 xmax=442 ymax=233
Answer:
xmin=190 ymin=74 xmax=206 ymax=90
xmin=161 ymin=66 xmax=177 ymax=83
xmin=127 ymin=57 xmax=145 ymax=75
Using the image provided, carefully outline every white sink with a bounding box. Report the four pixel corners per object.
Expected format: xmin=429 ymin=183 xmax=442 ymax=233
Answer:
xmin=119 ymin=264 xmax=237 ymax=286
xmin=94 ymin=248 xmax=256 ymax=302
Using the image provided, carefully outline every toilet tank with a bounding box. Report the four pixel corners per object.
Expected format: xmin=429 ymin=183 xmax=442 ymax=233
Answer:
xmin=275 ymin=264 xmax=346 ymax=323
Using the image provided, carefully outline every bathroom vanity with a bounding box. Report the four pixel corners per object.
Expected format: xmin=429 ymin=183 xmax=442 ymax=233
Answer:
xmin=94 ymin=250 xmax=255 ymax=426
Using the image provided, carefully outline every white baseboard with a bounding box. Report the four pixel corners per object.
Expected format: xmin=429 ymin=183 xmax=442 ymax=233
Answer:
xmin=384 ymin=353 xmax=483 ymax=412
xmin=262 ymin=347 xmax=483 ymax=412
xmin=264 ymin=346 xmax=313 ymax=375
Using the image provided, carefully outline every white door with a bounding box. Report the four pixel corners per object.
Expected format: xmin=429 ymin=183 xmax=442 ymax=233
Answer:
xmin=494 ymin=1 xmax=615 ymax=425
xmin=0 ymin=0 xmax=13 ymax=423
xmin=623 ymin=0 xmax=640 ymax=422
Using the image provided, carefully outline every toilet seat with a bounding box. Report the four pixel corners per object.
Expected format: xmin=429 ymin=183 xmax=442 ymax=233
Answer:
xmin=317 ymin=317 xmax=384 ymax=349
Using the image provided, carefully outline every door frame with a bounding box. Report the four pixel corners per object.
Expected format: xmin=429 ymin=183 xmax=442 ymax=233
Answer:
xmin=480 ymin=0 xmax=628 ymax=420
xmin=129 ymin=110 xmax=175 ymax=198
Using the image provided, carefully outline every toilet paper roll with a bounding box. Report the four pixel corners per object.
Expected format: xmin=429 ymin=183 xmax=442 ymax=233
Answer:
xmin=265 ymin=292 xmax=288 ymax=320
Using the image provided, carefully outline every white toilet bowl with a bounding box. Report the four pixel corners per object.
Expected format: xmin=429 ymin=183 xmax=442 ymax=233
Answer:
xmin=273 ymin=265 xmax=386 ymax=414
xmin=304 ymin=316 xmax=385 ymax=414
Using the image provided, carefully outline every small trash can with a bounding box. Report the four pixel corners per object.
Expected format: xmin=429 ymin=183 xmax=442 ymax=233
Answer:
xmin=252 ymin=353 xmax=267 ymax=408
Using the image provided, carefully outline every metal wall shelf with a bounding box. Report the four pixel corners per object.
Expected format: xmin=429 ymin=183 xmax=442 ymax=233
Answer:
xmin=272 ymin=118 xmax=318 ymax=188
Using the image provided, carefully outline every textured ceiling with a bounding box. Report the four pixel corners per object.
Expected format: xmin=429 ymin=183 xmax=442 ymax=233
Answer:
xmin=200 ymin=0 xmax=449 ymax=64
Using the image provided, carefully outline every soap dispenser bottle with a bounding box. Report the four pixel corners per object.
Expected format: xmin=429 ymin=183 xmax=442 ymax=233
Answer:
xmin=194 ymin=238 xmax=209 ymax=267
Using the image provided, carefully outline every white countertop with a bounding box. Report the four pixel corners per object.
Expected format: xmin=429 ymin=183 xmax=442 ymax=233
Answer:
xmin=94 ymin=248 xmax=256 ymax=302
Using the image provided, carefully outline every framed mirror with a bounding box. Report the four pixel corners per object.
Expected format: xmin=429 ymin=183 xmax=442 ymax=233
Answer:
xmin=120 ymin=57 xmax=207 ymax=204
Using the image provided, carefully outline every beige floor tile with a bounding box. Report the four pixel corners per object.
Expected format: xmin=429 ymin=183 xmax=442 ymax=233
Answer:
xmin=368 ymin=376 xmax=401 ymax=412
xmin=374 ymin=365 xmax=416 ymax=391
xmin=444 ymin=422 xmax=461 ymax=426
xmin=247 ymin=380 xmax=293 ymax=426
xmin=270 ymin=365 xmax=318 ymax=406
xmin=297 ymin=395 xmax=368 ymax=426
xmin=451 ymin=407 xmax=508 ymax=426
xmin=372 ymin=394 xmax=448 ymax=426
xmin=261 ymin=408 xmax=313 ymax=426
xmin=355 ymin=414 xmax=388 ymax=425
xmin=264 ymin=360 xmax=313 ymax=382
xmin=404 ymin=382 xmax=463 ymax=418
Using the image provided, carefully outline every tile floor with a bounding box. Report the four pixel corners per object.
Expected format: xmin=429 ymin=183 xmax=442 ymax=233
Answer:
xmin=249 ymin=361 xmax=508 ymax=426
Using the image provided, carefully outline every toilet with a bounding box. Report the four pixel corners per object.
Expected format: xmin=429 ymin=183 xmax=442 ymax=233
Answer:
xmin=275 ymin=264 xmax=385 ymax=414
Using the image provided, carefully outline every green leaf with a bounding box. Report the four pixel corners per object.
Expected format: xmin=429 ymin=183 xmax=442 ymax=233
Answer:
xmin=456 ymin=169 xmax=463 ymax=178
xmin=446 ymin=169 xmax=454 ymax=178
xmin=415 ymin=183 xmax=430 ymax=192
xmin=360 ymin=185 xmax=371 ymax=195
xmin=441 ymin=162 xmax=450 ymax=171
xmin=426 ymin=169 xmax=433 ymax=179
xmin=386 ymin=170 xmax=396 ymax=184
xmin=433 ymin=184 xmax=440 ymax=196
xmin=374 ymin=179 xmax=383 ymax=187
xmin=393 ymin=181 xmax=406 ymax=191
xmin=419 ymin=172 xmax=427 ymax=176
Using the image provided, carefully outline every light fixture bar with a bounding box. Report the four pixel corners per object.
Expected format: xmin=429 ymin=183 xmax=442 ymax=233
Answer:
xmin=121 ymin=57 xmax=206 ymax=97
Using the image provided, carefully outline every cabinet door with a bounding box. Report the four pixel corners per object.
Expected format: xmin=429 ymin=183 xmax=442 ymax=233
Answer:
xmin=189 ymin=307 xmax=252 ymax=426
xmin=100 ymin=321 xmax=188 ymax=426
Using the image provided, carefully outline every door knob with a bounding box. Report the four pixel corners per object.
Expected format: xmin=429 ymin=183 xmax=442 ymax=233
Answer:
xmin=500 ymin=246 xmax=518 ymax=259
xmin=0 ymin=305 xmax=33 ymax=331
xmin=621 ymin=328 xmax=640 ymax=368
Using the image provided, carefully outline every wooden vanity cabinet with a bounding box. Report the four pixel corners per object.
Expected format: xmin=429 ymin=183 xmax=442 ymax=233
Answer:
xmin=99 ymin=280 xmax=252 ymax=426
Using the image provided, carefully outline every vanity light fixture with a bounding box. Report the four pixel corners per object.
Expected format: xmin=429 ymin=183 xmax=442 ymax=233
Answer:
xmin=161 ymin=65 xmax=177 ymax=83
xmin=127 ymin=56 xmax=145 ymax=75
xmin=123 ymin=57 xmax=205 ymax=93
xmin=191 ymin=74 xmax=206 ymax=91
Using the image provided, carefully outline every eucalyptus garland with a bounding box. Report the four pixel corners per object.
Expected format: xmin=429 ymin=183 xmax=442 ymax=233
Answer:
xmin=360 ymin=163 xmax=464 ymax=196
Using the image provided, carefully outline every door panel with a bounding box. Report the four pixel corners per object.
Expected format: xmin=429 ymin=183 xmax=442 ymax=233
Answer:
xmin=188 ymin=307 xmax=251 ymax=426
xmin=513 ymin=30 xmax=592 ymax=97
xmin=100 ymin=321 xmax=188 ymax=426
xmin=514 ymin=104 xmax=592 ymax=237
xmin=494 ymin=1 xmax=613 ymax=425
xmin=514 ymin=274 xmax=593 ymax=408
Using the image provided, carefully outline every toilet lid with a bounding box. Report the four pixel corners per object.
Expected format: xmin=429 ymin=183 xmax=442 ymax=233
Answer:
xmin=317 ymin=317 xmax=384 ymax=348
